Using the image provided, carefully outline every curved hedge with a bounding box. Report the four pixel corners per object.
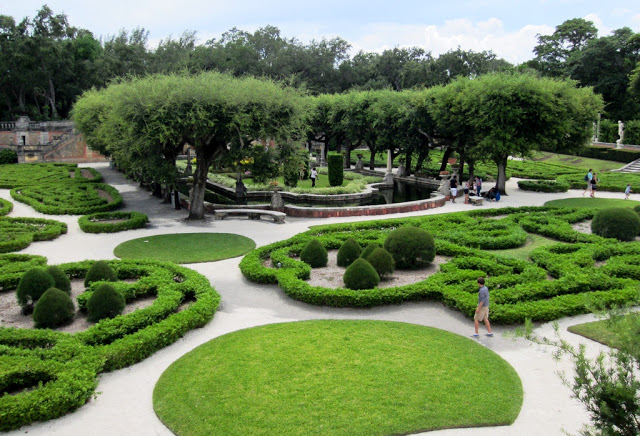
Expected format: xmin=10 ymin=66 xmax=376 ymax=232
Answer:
xmin=78 ymin=211 xmax=148 ymax=233
xmin=239 ymin=206 xmax=640 ymax=322
xmin=0 ymin=198 xmax=12 ymax=216
xmin=558 ymin=172 xmax=640 ymax=193
xmin=517 ymin=179 xmax=569 ymax=193
xmin=11 ymin=183 xmax=122 ymax=215
xmin=0 ymin=258 xmax=220 ymax=431
xmin=0 ymin=163 xmax=100 ymax=188
xmin=0 ymin=217 xmax=67 ymax=253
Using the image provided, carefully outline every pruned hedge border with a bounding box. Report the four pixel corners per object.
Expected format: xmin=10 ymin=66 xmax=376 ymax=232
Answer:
xmin=240 ymin=206 xmax=640 ymax=323
xmin=517 ymin=179 xmax=569 ymax=193
xmin=0 ymin=198 xmax=12 ymax=216
xmin=0 ymin=217 xmax=67 ymax=253
xmin=0 ymin=257 xmax=220 ymax=431
xmin=11 ymin=183 xmax=122 ymax=215
xmin=0 ymin=163 xmax=101 ymax=188
xmin=78 ymin=211 xmax=148 ymax=233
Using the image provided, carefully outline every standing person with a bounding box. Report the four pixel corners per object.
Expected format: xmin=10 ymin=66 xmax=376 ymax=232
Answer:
xmin=475 ymin=176 xmax=482 ymax=197
xmin=473 ymin=277 xmax=493 ymax=337
xmin=310 ymin=167 xmax=318 ymax=187
xmin=463 ymin=180 xmax=471 ymax=204
xmin=582 ymin=168 xmax=593 ymax=196
xmin=449 ymin=176 xmax=458 ymax=203
xmin=625 ymin=184 xmax=632 ymax=199
xmin=590 ymin=172 xmax=598 ymax=198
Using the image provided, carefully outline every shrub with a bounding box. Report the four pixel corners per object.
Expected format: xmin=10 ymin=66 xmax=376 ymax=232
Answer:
xmin=32 ymin=288 xmax=75 ymax=328
xmin=283 ymin=163 xmax=299 ymax=188
xmin=300 ymin=239 xmax=328 ymax=268
xmin=337 ymin=238 xmax=362 ymax=267
xmin=343 ymin=258 xmax=380 ymax=290
xmin=0 ymin=149 xmax=18 ymax=164
xmin=360 ymin=243 xmax=379 ymax=260
xmin=591 ymin=208 xmax=640 ymax=241
xmin=384 ymin=226 xmax=436 ymax=269
xmin=84 ymin=260 xmax=117 ymax=287
xmin=86 ymin=283 xmax=125 ymax=322
xmin=327 ymin=152 xmax=344 ymax=186
xmin=366 ymin=247 xmax=395 ymax=278
xmin=46 ymin=265 xmax=71 ymax=294
xmin=78 ymin=211 xmax=148 ymax=233
xmin=517 ymin=179 xmax=569 ymax=193
xmin=16 ymin=267 xmax=55 ymax=308
xmin=634 ymin=205 xmax=640 ymax=216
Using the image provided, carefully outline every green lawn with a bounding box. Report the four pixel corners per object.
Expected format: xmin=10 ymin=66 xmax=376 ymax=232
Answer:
xmin=113 ymin=233 xmax=255 ymax=263
xmin=489 ymin=233 xmax=558 ymax=261
xmin=544 ymin=198 xmax=640 ymax=209
xmin=568 ymin=313 xmax=639 ymax=349
xmin=153 ymin=320 xmax=523 ymax=436
xmin=244 ymin=174 xmax=337 ymax=189
xmin=531 ymin=152 xmax=625 ymax=172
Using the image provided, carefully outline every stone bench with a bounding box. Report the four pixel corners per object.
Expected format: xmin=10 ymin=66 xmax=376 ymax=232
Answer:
xmin=469 ymin=197 xmax=483 ymax=206
xmin=213 ymin=209 xmax=286 ymax=224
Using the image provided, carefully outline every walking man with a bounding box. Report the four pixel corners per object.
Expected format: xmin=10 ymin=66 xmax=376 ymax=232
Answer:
xmin=582 ymin=168 xmax=593 ymax=196
xmin=310 ymin=167 xmax=318 ymax=187
xmin=473 ymin=277 xmax=493 ymax=337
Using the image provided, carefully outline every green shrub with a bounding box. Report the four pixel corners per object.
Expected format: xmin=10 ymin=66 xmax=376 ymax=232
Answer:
xmin=84 ymin=260 xmax=117 ymax=287
xmin=337 ymin=238 xmax=362 ymax=267
xmin=517 ymin=179 xmax=569 ymax=193
xmin=46 ymin=265 xmax=71 ymax=294
xmin=0 ymin=198 xmax=12 ymax=216
xmin=634 ymin=205 xmax=640 ymax=216
xmin=16 ymin=267 xmax=55 ymax=308
xmin=78 ymin=211 xmax=148 ymax=233
xmin=32 ymin=288 xmax=75 ymax=328
xmin=0 ymin=149 xmax=18 ymax=164
xmin=384 ymin=226 xmax=436 ymax=269
xmin=591 ymin=208 xmax=640 ymax=241
xmin=327 ymin=153 xmax=344 ymax=186
xmin=366 ymin=247 xmax=395 ymax=278
xmin=360 ymin=243 xmax=379 ymax=260
xmin=86 ymin=283 xmax=125 ymax=322
xmin=300 ymin=239 xmax=328 ymax=268
xmin=343 ymin=258 xmax=380 ymax=290
xmin=283 ymin=163 xmax=299 ymax=188
xmin=0 ymin=217 xmax=67 ymax=253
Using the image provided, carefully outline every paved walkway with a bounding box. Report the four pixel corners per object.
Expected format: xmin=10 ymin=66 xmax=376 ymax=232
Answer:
xmin=1 ymin=164 xmax=636 ymax=435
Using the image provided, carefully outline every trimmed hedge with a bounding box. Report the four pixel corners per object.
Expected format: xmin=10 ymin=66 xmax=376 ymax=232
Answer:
xmin=591 ymin=208 xmax=640 ymax=241
xmin=0 ymin=149 xmax=18 ymax=164
xmin=11 ymin=183 xmax=122 ymax=215
xmin=384 ymin=226 xmax=435 ymax=269
xmin=0 ymin=163 xmax=100 ymax=188
xmin=343 ymin=258 xmax=380 ymax=290
xmin=517 ymin=179 xmax=569 ymax=193
xmin=0 ymin=198 xmax=12 ymax=216
xmin=558 ymin=172 xmax=640 ymax=193
xmin=0 ymin=258 xmax=220 ymax=431
xmin=0 ymin=217 xmax=67 ymax=253
xmin=78 ymin=211 xmax=148 ymax=233
xmin=327 ymin=152 xmax=344 ymax=187
xmin=337 ymin=238 xmax=362 ymax=267
xmin=33 ymin=288 xmax=75 ymax=328
xmin=300 ymin=239 xmax=328 ymax=268
xmin=0 ymin=254 xmax=47 ymax=291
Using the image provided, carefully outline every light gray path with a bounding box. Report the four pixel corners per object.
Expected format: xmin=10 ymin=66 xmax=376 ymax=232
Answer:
xmin=1 ymin=163 xmax=635 ymax=436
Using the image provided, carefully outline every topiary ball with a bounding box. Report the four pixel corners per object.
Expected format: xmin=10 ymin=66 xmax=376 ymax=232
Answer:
xmin=366 ymin=247 xmax=395 ymax=278
xmin=384 ymin=226 xmax=435 ymax=269
xmin=84 ymin=260 xmax=117 ymax=287
xmin=46 ymin=265 xmax=71 ymax=294
xmin=337 ymin=238 xmax=362 ymax=267
xmin=591 ymin=207 xmax=640 ymax=241
xmin=32 ymin=288 xmax=75 ymax=329
xmin=86 ymin=283 xmax=126 ymax=322
xmin=634 ymin=205 xmax=640 ymax=216
xmin=16 ymin=267 xmax=56 ymax=309
xmin=343 ymin=258 xmax=380 ymax=290
xmin=360 ymin=243 xmax=379 ymax=260
xmin=300 ymin=239 xmax=328 ymax=268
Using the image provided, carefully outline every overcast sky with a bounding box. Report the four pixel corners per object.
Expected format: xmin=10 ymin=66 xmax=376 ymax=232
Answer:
xmin=3 ymin=1 xmax=640 ymax=63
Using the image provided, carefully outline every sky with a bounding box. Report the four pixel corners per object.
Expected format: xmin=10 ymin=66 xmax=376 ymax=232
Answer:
xmin=2 ymin=0 xmax=640 ymax=64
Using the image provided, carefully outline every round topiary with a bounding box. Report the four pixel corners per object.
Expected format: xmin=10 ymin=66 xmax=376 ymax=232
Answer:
xmin=360 ymin=243 xmax=379 ymax=260
xmin=366 ymin=247 xmax=395 ymax=278
xmin=16 ymin=267 xmax=56 ymax=309
xmin=300 ymin=239 xmax=328 ymax=268
xmin=86 ymin=283 xmax=126 ymax=322
xmin=32 ymin=288 xmax=75 ymax=328
xmin=84 ymin=260 xmax=117 ymax=287
xmin=337 ymin=238 xmax=362 ymax=267
xmin=591 ymin=207 xmax=640 ymax=241
xmin=384 ymin=226 xmax=436 ymax=269
xmin=46 ymin=265 xmax=71 ymax=294
xmin=343 ymin=258 xmax=380 ymax=290
xmin=634 ymin=205 xmax=640 ymax=216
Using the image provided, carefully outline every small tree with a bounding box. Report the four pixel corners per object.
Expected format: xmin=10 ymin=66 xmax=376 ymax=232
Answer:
xmin=16 ymin=268 xmax=55 ymax=311
xmin=33 ymin=288 xmax=75 ymax=328
xmin=84 ymin=260 xmax=117 ymax=287
xmin=327 ymin=153 xmax=344 ymax=186
xmin=337 ymin=238 xmax=362 ymax=267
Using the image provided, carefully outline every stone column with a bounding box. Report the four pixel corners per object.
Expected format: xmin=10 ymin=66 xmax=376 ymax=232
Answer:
xmin=384 ymin=149 xmax=394 ymax=185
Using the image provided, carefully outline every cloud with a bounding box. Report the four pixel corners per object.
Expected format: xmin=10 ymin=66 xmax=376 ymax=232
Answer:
xmin=583 ymin=13 xmax=612 ymax=36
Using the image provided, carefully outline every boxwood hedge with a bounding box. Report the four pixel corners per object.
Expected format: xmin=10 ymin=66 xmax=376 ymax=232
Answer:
xmin=11 ymin=183 xmax=122 ymax=215
xmin=0 ymin=163 xmax=99 ymax=188
xmin=0 ymin=217 xmax=67 ymax=253
xmin=0 ymin=257 xmax=220 ymax=431
xmin=78 ymin=211 xmax=148 ymax=233
xmin=0 ymin=198 xmax=12 ymax=216
xmin=517 ymin=179 xmax=569 ymax=193
xmin=239 ymin=206 xmax=640 ymax=323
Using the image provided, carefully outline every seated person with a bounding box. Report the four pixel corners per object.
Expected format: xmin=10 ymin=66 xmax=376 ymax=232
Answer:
xmin=486 ymin=186 xmax=498 ymax=201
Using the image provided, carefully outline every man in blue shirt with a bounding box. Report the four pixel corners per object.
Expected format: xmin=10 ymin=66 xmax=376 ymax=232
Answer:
xmin=582 ymin=168 xmax=593 ymax=197
xmin=473 ymin=277 xmax=493 ymax=337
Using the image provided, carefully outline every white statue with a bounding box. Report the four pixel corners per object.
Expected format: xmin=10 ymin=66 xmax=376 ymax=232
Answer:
xmin=616 ymin=120 xmax=625 ymax=148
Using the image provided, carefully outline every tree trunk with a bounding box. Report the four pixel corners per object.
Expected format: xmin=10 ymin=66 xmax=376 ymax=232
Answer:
xmin=369 ymin=148 xmax=377 ymax=170
xmin=439 ymin=147 xmax=452 ymax=171
xmin=466 ymin=159 xmax=475 ymax=185
xmin=496 ymin=157 xmax=508 ymax=194
xmin=415 ymin=148 xmax=429 ymax=174
xmin=189 ymin=144 xmax=218 ymax=220
xmin=457 ymin=151 xmax=465 ymax=183
xmin=405 ymin=149 xmax=413 ymax=176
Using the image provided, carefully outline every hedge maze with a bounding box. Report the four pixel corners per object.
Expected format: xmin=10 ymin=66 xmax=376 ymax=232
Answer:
xmin=240 ymin=206 xmax=640 ymax=322
xmin=0 ymin=217 xmax=67 ymax=253
xmin=0 ymin=256 xmax=220 ymax=431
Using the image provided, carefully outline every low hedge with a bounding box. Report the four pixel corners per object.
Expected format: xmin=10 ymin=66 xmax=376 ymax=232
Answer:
xmin=517 ymin=179 xmax=570 ymax=193
xmin=0 ymin=163 xmax=100 ymax=188
xmin=0 ymin=258 xmax=220 ymax=430
xmin=0 ymin=254 xmax=48 ymax=291
xmin=0 ymin=198 xmax=12 ymax=216
xmin=558 ymin=172 xmax=640 ymax=193
xmin=0 ymin=217 xmax=68 ymax=253
xmin=78 ymin=211 xmax=148 ymax=233
xmin=11 ymin=183 xmax=123 ymax=215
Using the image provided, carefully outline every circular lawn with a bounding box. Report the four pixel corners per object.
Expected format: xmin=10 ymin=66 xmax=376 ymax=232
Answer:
xmin=114 ymin=232 xmax=255 ymax=263
xmin=153 ymin=320 xmax=523 ymax=435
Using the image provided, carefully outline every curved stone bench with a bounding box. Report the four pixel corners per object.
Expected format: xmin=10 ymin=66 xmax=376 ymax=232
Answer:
xmin=214 ymin=209 xmax=286 ymax=224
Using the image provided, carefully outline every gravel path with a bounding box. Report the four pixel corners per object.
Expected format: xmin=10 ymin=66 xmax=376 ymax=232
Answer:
xmin=1 ymin=163 xmax=638 ymax=436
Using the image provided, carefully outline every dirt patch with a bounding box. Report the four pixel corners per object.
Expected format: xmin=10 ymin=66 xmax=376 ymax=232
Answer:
xmin=90 ymin=218 xmax=127 ymax=224
xmin=97 ymin=189 xmax=113 ymax=203
xmin=81 ymin=169 xmax=95 ymax=180
xmin=0 ymin=279 xmax=156 ymax=332
xmin=572 ymin=220 xmax=592 ymax=234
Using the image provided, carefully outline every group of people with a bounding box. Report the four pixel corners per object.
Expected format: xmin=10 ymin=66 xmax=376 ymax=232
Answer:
xmin=450 ymin=176 xmax=499 ymax=204
xmin=582 ymin=168 xmax=599 ymax=198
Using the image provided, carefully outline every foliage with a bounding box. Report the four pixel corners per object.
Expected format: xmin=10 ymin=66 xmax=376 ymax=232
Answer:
xmin=360 ymin=243 xmax=379 ymax=260
xmin=0 ymin=216 xmax=67 ymax=253
xmin=0 ymin=149 xmax=18 ymax=164
xmin=16 ymin=267 xmax=56 ymax=309
xmin=384 ymin=226 xmax=436 ymax=269
xmin=84 ymin=260 xmax=117 ymax=287
xmin=86 ymin=283 xmax=125 ymax=322
xmin=0 ymin=163 xmax=101 ymax=188
xmin=545 ymin=198 xmax=640 ymax=209
xmin=46 ymin=265 xmax=71 ymax=294
xmin=591 ymin=208 xmax=640 ymax=241
xmin=327 ymin=152 xmax=344 ymax=186
xmin=575 ymin=145 xmax=640 ymax=163
xmin=248 ymin=144 xmax=280 ymax=183
xmin=32 ymin=288 xmax=75 ymax=328
xmin=0 ymin=198 xmax=13 ymax=216
xmin=336 ymin=238 xmax=362 ymax=267
xmin=366 ymin=247 xmax=395 ymax=278
xmin=343 ymin=258 xmax=380 ymax=290
xmin=299 ymin=239 xmax=328 ymax=268
xmin=558 ymin=172 xmax=640 ymax=193
xmin=78 ymin=211 xmax=148 ymax=233
xmin=11 ymin=183 xmax=122 ymax=215
xmin=517 ymin=179 xmax=570 ymax=192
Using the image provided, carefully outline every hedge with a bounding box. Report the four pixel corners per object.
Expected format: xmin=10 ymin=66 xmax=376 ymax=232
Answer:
xmin=327 ymin=152 xmax=344 ymax=186
xmin=78 ymin=211 xmax=148 ymax=233
xmin=0 ymin=258 xmax=220 ymax=430
xmin=0 ymin=217 xmax=67 ymax=253
xmin=11 ymin=183 xmax=122 ymax=215
xmin=0 ymin=198 xmax=12 ymax=216
xmin=517 ymin=179 xmax=570 ymax=193
xmin=558 ymin=172 xmax=640 ymax=193
xmin=239 ymin=206 xmax=640 ymax=322
xmin=576 ymin=146 xmax=640 ymax=163
xmin=0 ymin=163 xmax=99 ymax=188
